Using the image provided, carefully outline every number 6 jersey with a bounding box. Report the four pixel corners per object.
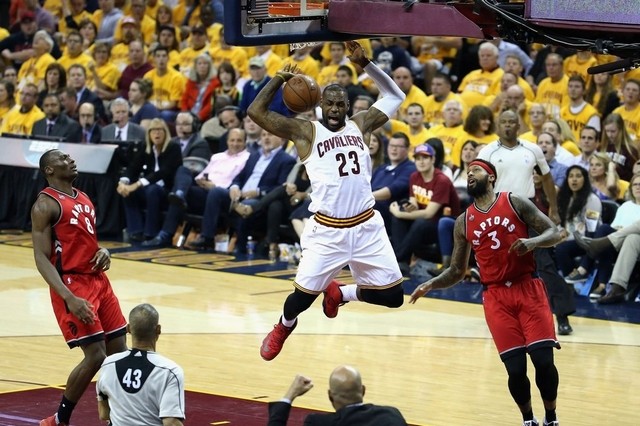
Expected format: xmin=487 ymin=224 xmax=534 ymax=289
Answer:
xmin=304 ymin=120 xmax=374 ymax=218
xmin=40 ymin=187 xmax=99 ymax=274
xmin=465 ymin=192 xmax=535 ymax=285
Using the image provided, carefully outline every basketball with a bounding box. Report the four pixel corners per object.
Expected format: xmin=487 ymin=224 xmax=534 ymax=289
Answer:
xmin=282 ymin=75 xmax=321 ymax=113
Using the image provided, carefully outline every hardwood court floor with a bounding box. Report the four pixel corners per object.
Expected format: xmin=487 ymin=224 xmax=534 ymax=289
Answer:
xmin=0 ymin=241 xmax=638 ymax=426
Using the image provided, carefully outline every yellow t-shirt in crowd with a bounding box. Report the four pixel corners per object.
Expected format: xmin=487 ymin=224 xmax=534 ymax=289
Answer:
xmin=535 ymin=74 xmax=569 ymax=118
xmin=58 ymin=10 xmax=93 ymax=36
xmin=422 ymin=92 xmax=466 ymax=127
xmin=18 ymin=53 xmax=56 ymax=89
xmin=458 ymin=67 xmax=503 ymax=107
xmin=428 ymin=123 xmax=467 ymax=165
xmin=563 ymin=54 xmax=598 ymax=86
xmin=316 ymin=63 xmax=358 ymax=89
xmin=613 ymin=104 xmax=640 ymax=141
xmin=209 ymin=46 xmax=249 ymax=78
xmin=0 ymin=106 xmax=45 ymax=135
xmin=398 ymin=85 xmax=430 ymax=122
xmin=450 ymin=132 xmax=496 ymax=167
xmin=88 ymin=62 xmax=121 ymax=91
xmin=143 ymin=68 xmax=187 ymax=107
xmin=178 ymin=45 xmax=209 ymax=77
xmin=285 ymin=54 xmax=321 ymax=80
xmin=560 ymin=102 xmax=600 ymax=142
xmin=390 ymin=120 xmax=434 ymax=157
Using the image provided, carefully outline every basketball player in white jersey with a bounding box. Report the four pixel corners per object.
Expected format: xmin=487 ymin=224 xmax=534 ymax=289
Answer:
xmin=248 ymin=41 xmax=407 ymax=361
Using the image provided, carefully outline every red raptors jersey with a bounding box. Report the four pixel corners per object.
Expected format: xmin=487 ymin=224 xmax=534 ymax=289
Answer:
xmin=465 ymin=192 xmax=535 ymax=285
xmin=40 ymin=187 xmax=99 ymax=274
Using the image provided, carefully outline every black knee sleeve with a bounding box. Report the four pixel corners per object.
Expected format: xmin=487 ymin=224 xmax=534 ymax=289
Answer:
xmin=283 ymin=288 xmax=318 ymax=320
xmin=503 ymin=352 xmax=531 ymax=405
xmin=360 ymin=284 xmax=404 ymax=308
xmin=530 ymin=347 xmax=559 ymax=402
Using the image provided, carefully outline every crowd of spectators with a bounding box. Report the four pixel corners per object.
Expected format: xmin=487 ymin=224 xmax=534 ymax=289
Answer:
xmin=2 ymin=0 xmax=640 ymax=305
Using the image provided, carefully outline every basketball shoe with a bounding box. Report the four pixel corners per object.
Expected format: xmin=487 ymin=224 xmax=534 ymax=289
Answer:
xmin=322 ymin=280 xmax=345 ymax=318
xmin=260 ymin=317 xmax=297 ymax=361
xmin=40 ymin=415 xmax=67 ymax=426
xmin=543 ymin=418 xmax=559 ymax=426
xmin=523 ymin=419 xmax=538 ymax=426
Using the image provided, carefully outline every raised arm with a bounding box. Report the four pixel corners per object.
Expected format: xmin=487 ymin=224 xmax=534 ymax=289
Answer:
xmin=247 ymin=64 xmax=313 ymax=158
xmin=409 ymin=214 xmax=471 ymax=302
xmin=31 ymin=195 xmax=96 ymax=324
xmin=347 ymin=41 xmax=406 ymax=136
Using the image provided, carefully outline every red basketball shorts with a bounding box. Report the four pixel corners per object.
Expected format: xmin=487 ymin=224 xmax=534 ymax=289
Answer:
xmin=50 ymin=272 xmax=126 ymax=348
xmin=483 ymin=277 xmax=559 ymax=358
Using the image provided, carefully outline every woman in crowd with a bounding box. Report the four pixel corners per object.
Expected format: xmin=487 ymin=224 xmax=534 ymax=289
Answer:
xmin=601 ymin=112 xmax=639 ymax=181
xmin=78 ymin=18 xmax=98 ymax=54
xmin=590 ymin=151 xmax=619 ymax=201
xmin=450 ymin=139 xmax=478 ymax=208
xmin=129 ymin=78 xmax=161 ymax=129
xmin=0 ymin=80 xmax=16 ymax=126
xmin=462 ymin=105 xmax=497 ymax=145
xmin=369 ymin=131 xmax=386 ymax=171
xmin=87 ymin=42 xmax=121 ymax=97
xmin=117 ymin=118 xmax=182 ymax=242
xmin=585 ymin=72 xmax=620 ymax=118
xmin=213 ymin=62 xmax=240 ymax=107
xmin=181 ymin=53 xmax=220 ymax=122
xmin=554 ymin=165 xmax=602 ymax=281
xmin=36 ymin=63 xmax=66 ymax=108
xmin=426 ymin=137 xmax=453 ymax=179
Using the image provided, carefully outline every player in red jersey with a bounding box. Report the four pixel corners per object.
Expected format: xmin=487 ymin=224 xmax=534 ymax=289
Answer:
xmin=410 ymin=159 xmax=563 ymax=426
xmin=32 ymin=149 xmax=127 ymax=426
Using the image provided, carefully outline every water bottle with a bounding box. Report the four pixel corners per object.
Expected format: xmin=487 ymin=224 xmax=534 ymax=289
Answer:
xmin=246 ymin=236 xmax=256 ymax=257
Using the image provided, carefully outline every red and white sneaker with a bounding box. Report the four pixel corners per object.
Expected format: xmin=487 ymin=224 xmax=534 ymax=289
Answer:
xmin=260 ymin=318 xmax=297 ymax=361
xmin=40 ymin=415 xmax=67 ymax=426
xmin=322 ymin=280 xmax=346 ymax=318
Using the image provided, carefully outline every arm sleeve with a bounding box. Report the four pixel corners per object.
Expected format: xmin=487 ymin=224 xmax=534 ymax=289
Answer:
xmin=364 ymin=62 xmax=406 ymax=118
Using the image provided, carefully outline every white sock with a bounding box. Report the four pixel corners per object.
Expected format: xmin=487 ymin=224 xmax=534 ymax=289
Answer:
xmin=281 ymin=314 xmax=296 ymax=328
xmin=340 ymin=284 xmax=359 ymax=302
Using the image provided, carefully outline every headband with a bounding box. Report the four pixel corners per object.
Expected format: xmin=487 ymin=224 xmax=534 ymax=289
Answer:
xmin=469 ymin=160 xmax=495 ymax=177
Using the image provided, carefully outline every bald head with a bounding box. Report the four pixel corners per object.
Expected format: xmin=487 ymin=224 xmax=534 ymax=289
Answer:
xmin=505 ymin=84 xmax=525 ymax=107
xmin=328 ymin=365 xmax=365 ymax=410
xmin=128 ymin=303 xmax=160 ymax=342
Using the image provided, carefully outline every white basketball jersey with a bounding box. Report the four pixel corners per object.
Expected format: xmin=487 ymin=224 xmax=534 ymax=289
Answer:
xmin=304 ymin=120 xmax=374 ymax=218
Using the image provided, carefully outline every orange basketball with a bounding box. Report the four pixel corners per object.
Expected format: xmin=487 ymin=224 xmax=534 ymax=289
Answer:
xmin=282 ymin=75 xmax=321 ymax=113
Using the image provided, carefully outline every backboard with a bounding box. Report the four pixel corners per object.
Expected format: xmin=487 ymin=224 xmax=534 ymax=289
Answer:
xmin=223 ymin=0 xmax=365 ymax=47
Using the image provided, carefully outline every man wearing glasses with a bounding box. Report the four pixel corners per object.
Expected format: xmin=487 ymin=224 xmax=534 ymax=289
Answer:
xmin=371 ymin=132 xmax=417 ymax=230
xmin=0 ymin=83 xmax=44 ymax=135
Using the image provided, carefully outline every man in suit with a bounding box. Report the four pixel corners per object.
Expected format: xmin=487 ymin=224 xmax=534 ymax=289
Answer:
xmin=68 ymin=64 xmax=108 ymax=124
xmin=173 ymin=111 xmax=211 ymax=163
xmin=101 ymin=97 xmax=146 ymax=142
xmin=268 ymin=365 xmax=407 ymax=426
xmin=190 ymin=129 xmax=295 ymax=250
xmin=78 ymin=102 xmax=102 ymax=144
xmin=32 ymin=93 xmax=83 ymax=142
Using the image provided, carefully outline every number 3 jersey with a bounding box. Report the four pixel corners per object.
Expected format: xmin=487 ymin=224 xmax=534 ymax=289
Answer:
xmin=465 ymin=192 xmax=535 ymax=285
xmin=40 ymin=187 xmax=99 ymax=274
xmin=97 ymin=349 xmax=186 ymax=425
xmin=304 ymin=120 xmax=374 ymax=218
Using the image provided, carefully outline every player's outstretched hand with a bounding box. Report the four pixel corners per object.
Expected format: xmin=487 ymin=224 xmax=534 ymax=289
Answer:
xmin=508 ymin=238 xmax=535 ymax=256
xmin=91 ymin=247 xmax=111 ymax=271
xmin=409 ymin=281 xmax=433 ymax=304
xmin=68 ymin=295 xmax=96 ymax=324
xmin=276 ymin=63 xmax=300 ymax=82
xmin=284 ymin=374 xmax=314 ymax=402
xmin=346 ymin=41 xmax=368 ymax=68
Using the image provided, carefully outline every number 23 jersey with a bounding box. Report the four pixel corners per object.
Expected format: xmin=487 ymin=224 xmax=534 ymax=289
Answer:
xmin=304 ymin=120 xmax=374 ymax=218
xmin=465 ymin=192 xmax=535 ymax=285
